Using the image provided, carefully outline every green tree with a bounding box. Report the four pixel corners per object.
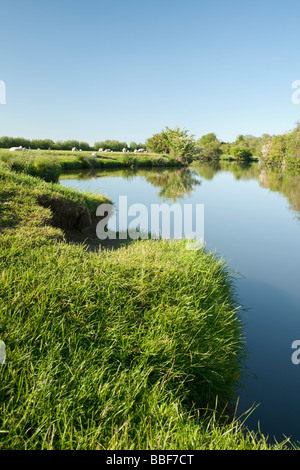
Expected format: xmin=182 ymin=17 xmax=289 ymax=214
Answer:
xmin=94 ymin=140 xmax=128 ymax=152
xmin=0 ymin=136 xmax=14 ymax=148
xmin=231 ymin=147 xmax=253 ymax=161
xmin=78 ymin=142 xmax=91 ymax=151
xmin=137 ymin=142 xmax=146 ymax=150
xmin=9 ymin=137 xmax=31 ymax=148
xmin=260 ymin=135 xmax=286 ymax=164
xmin=31 ymin=139 xmax=55 ymax=149
xmin=197 ymin=133 xmax=222 ymax=160
xmin=146 ymin=133 xmax=169 ymax=154
xmin=58 ymin=140 xmax=80 ymax=150
xmin=129 ymin=141 xmax=137 ymax=151
xmin=94 ymin=141 xmax=106 ymax=150
xmin=286 ymin=123 xmax=300 ymax=162
xmin=161 ymin=126 xmax=196 ymax=165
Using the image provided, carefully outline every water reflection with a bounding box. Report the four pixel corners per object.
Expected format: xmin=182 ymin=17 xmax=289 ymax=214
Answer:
xmin=60 ymin=167 xmax=202 ymax=202
xmin=60 ymin=162 xmax=300 ymax=217
xmin=193 ymin=161 xmax=300 ymax=218
xmin=258 ymin=166 xmax=300 ymax=217
xmin=143 ymin=168 xmax=201 ymax=201
xmin=195 ymin=161 xmax=260 ymax=181
xmin=60 ymin=162 xmax=300 ymax=219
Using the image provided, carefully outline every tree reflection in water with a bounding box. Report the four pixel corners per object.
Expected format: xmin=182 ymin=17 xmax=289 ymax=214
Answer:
xmin=60 ymin=161 xmax=300 ymax=218
xmin=195 ymin=160 xmax=300 ymax=218
xmin=258 ymin=165 xmax=300 ymax=217
xmin=143 ymin=168 xmax=201 ymax=202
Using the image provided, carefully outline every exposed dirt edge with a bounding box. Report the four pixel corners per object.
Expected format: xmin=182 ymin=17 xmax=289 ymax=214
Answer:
xmin=36 ymin=194 xmax=126 ymax=251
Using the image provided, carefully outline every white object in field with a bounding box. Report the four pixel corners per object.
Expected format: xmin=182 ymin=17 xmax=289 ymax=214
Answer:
xmin=0 ymin=341 xmax=6 ymax=365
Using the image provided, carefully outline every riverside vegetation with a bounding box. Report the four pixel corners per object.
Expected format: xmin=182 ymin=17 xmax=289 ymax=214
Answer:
xmin=0 ymin=163 xmax=295 ymax=450
xmin=0 ymin=149 xmax=181 ymax=184
xmin=0 ymin=124 xmax=298 ymax=449
xmin=1 ymin=121 xmax=299 ymax=185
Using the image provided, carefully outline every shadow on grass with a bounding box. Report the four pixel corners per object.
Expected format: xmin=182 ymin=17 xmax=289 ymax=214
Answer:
xmin=64 ymin=227 xmax=153 ymax=251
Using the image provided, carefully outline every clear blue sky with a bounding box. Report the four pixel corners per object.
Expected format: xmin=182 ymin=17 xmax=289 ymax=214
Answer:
xmin=1 ymin=0 xmax=300 ymax=145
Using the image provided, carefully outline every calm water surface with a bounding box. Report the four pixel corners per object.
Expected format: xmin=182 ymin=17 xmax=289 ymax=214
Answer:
xmin=60 ymin=162 xmax=300 ymax=444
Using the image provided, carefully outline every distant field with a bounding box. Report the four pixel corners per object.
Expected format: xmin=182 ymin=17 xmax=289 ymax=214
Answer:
xmin=0 ymin=148 xmax=180 ymax=182
xmin=0 ymin=148 xmax=173 ymax=164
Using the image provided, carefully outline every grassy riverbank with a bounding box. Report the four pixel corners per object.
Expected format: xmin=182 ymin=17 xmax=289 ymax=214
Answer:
xmin=0 ymin=166 xmax=293 ymax=449
xmin=0 ymin=149 xmax=181 ymax=183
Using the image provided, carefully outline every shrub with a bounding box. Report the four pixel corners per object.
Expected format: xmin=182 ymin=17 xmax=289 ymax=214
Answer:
xmin=28 ymin=157 xmax=62 ymax=182
xmin=231 ymin=147 xmax=253 ymax=161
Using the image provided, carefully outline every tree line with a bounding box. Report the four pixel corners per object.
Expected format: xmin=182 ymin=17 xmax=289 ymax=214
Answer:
xmin=2 ymin=122 xmax=299 ymax=165
xmin=259 ymin=122 xmax=300 ymax=165
xmin=145 ymin=128 xmax=266 ymax=163
xmin=0 ymin=137 xmax=146 ymax=152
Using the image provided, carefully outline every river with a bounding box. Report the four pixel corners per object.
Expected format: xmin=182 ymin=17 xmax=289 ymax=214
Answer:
xmin=59 ymin=161 xmax=300 ymax=445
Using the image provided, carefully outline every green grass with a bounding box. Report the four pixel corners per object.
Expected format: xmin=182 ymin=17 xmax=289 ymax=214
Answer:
xmin=0 ymin=149 xmax=181 ymax=183
xmin=0 ymin=166 xmax=294 ymax=449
